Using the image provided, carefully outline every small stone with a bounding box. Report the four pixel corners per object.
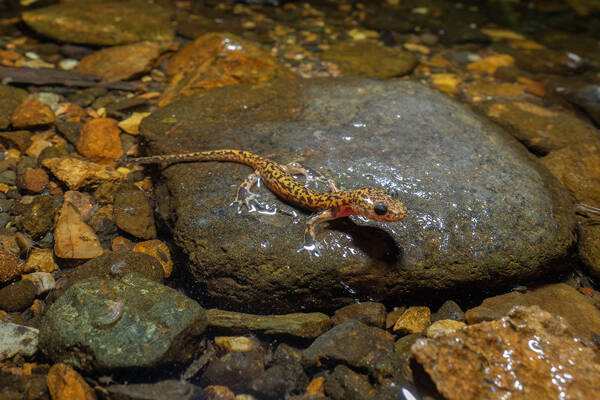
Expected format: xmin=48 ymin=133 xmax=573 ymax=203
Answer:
xmin=425 ymin=319 xmax=466 ymax=338
xmin=430 ymin=73 xmax=461 ymax=95
xmin=578 ymin=223 xmax=600 ymax=279
xmin=63 ymin=191 xmax=93 ymax=221
xmin=0 ymin=249 xmax=24 ymax=282
xmin=113 ymin=184 xmax=156 ymax=239
xmin=21 ymin=272 xmax=55 ymax=295
xmin=76 ymin=42 xmax=167 ymax=82
xmin=0 ymin=279 xmax=37 ymax=312
xmin=24 ymin=248 xmax=58 ymax=273
xmin=0 ymin=130 xmax=33 ymax=152
xmin=248 ymin=360 xmax=308 ymax=399
xmin=331 ymin=302 xmax=386 ymax=328
xmin=21 ymin=194 xmax=55 ymax=239
xmin=566 ymin=85 xmax=600 ymax=126
xmin=432 ymin=300 xmax=465 ymax=322
xmin=394 ymin=333 xmax=422 ymax=356
xmin=214 ymin=336 xmax=259 ymax=353
xmin=513 ymin=48 xmax=586 ymax=75
xmin=0 ymin=321 xmax=38 ymax=360
xmin=392 ymin=306 xmax=431 ymax=334
xmin=323 ymin=364 xmax=375 ymax=400
xmin=0 ymin=170 xmax=16 ymax=185
xmin=206 ymin=309 xmax=331 ymax=339
xmin=17 ymin=168 xmax=49 ymax=193
xmin=202 ymin=350 xmax=265 ymax=392
xmin=112 ymin=236 xmax=133 ymax=252
xmin=54 ymin=202 xmax=103 ymax=259
xmin=46 ymin=363 xmax=96 ymax=400
xmin=132 ymin=239 xmax=172 ymax=278
xmin=42 ymin=157 xmax=125 ymax=190
xmin=25 ymin=137 xmax=53 ymax=159
xmin=385 ymin=306 xmax=406 ymax=329
xmin=10 ymin=98 xmax=55 ymax=128
xmin=0 ymin=85 xmax=28 ymax=129
xmin=205 ymin=385 xmax=235 ymax=400
xmin=76 ymin=118 xmax=123 ymax=161
xmin=118 ymin=112 xmax=151 ymax=135
xmin=541 ymin=140 xmax=600 ymax=206
xmin=467 ymin=54 xmax=515 ymax=74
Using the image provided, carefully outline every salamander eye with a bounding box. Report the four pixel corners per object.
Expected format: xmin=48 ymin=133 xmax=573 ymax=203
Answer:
xmin=374 ymin=202 xmax=388 ymax=215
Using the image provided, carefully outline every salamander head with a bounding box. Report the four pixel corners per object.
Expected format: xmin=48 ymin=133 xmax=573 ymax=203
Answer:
xmin=352 ymin=188 xmax=407 ymax=222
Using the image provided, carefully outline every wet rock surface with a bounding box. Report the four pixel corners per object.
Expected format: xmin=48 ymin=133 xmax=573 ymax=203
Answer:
xmin=0 ymin=84 xmax=27 ymax=129
xmin=141 ymin=78 xmax=575 ymax=312
xmin=113 ymin=183 xmax=157 ymax=239
xmin=412 ymin=306 xmax=600 ymax=400
xmin=0 ymin=279 xmax=37 ymax=312
xmin=39 ymin=274 xmax=207 ymax=372
xmin=0 ymin=321 xmax=38 ymax=360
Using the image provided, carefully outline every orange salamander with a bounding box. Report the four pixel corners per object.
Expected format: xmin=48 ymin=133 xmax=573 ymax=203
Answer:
xmin=121 ymin=150 xmax=407 ymax=254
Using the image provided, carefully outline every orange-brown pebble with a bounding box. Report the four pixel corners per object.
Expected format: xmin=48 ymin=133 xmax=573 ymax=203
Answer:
xmin=304 ymin=376 xmax=326 ymax=397
xmin=64 ymin=191 xmax=93 ymax=221
xmin=64 ymin=104 xmax=88 ymax=120
xmin=24 ymin=248 xmax=58 ymax=273
xmin=0 ymin=249 xmax=25 ymax=283
xmin=10 ymin=98 xmax=55 ymax=128
xmin=46 ymin=363 xmax=96 ymax=400
xmin=17 ymin=168 xmax=49 ymax=193
xmin=112 ymin=236 xmax=133 ymax=252
xmin=54 ymin=202 xmax=103 ymax=259
xmin=76 ymin=118 xmax=123 ymax=161
xmin=393 ymin=306 xmax=431 ymax=334
xmin=204 ymin=385 xmax=235 ymax=400
xmin=132 ymin=240 xmax=173 ymax=278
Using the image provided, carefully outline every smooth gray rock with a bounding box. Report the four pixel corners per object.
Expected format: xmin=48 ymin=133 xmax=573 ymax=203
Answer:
xmin=0 ymin=321 xmax=38 ymax=360
xmin=39 ymin=274 xmax=206 ymax=372
xmin=140 ymin=78 xmax=575 ymax=312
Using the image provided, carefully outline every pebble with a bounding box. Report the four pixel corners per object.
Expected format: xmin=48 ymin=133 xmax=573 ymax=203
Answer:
xmin=431 ymin=300 xmax=465 ymax=322
xmin=541 ymin=140 xmax=600 ymax=206
xmin=425 ymin=319 xmax=466 ymax=338
xmin=0 ymin=279 xmax=37 ymax=312
xmin=385 ymin=306 xmax=406 ymax=329
xmin=58 ymin=58 xmax=78 ymax=70
xmin=113 ymin=183 xmax=156 ymax=239
xmin=206 ymin=309 xmax=331 ymax=339
xmin=0 ymin=321 xmax=38 ymax=360
xmin=392 ymin=306 xmax=431 ymax=334
xmin=578 ymin=223 xmax=600 ymax=279
xmin=214 ymin=336 xmax=260 ymax=353
xmin=76 ymin=118 xmax=123 ymax=161
xmin=42 ymin=156 xmax=125 ymax=190
xmin=0 ymin=130 xmax=33 ymax=152
xmin=467 ymin=54 xmax=515 ymax=74
xmin=0 ymin=249 xmax=23 ymax=282
xmin=331 ymin=301 xmax=386 ymax=328
xmin=323 ymin=364 xmax=374 ymax=400
xmin=53 ymin=201 xmax=103 ymax=259
xmin=20 ymin=194 xmax=56 ymax=239
xmin=0 ymin=84 xmax=28 ymax=130
xmin=566 ymin=85 xmax=600 ymax=126
xmin=16 ymin=168 xmax=49 ymax=193
xmin=22 ymin=272 xmax=55 ymax=295
xmin=118 ymin=112 xmax=151 ymax=135
xmin=10 ymin=98 xmax=55 ymax=128
xmin=132 ymin=239 xmax=172 ymax=278
xmin=412 ymin=306 xmax=600 ymax=400
xmin=46 ymin=363 xmax=96 ymax=400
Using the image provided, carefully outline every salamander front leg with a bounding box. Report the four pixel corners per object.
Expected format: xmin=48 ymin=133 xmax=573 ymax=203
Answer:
xmin=297 ymin=209 xmax=337 ymax=258
xmin=232 ymin=171 xmax=262 ymax=213
xmin=282 ymin=163 xmax=339 ymax=192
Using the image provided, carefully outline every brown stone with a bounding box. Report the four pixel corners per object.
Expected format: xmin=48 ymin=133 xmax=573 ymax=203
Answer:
xmin=385 ymin=306 xmax=406 ymax=329
xmin=10 ymin=98 xmax=55 ymax=128
xmin=17 ymin=168 xmax=49 ymax=193
xmin=24 ymin=248 xmax=58 ymax=273
xmin=541 ymin=140 xmax=600 ymax=206
xmin=0 ymin=130 xmax=33 ymax=152
xmin=76 ymin=42 xmax=168 ymax=82
xmin=578 ymin=222 xmax=600 ymax=279
xmin=425 ymin=319 xmax=466 ymax=338
xmin=54 ymin=202 xmax=103 ymax=259
xmin=42 ymin=157 xmax=125 ymax=190
xmin=465 ymin=283 xmax=600 ymax=342
xmin=412 ymin=306 xmax=600 ymax=400
xmin=46 ymin=363 xmax=96 ymax=400
xmin=392 ymin=306 xmax=431 ymax=334
xmin=331 ymin=301 xmax=386 ymax=328
xmin=76 ymin=118 xmax=122 ymax=161
xmin=467 ymin=54 xmax=515 ymax=74
xmin=204 ymin=385 xmax=235 ymax=400
xmin=64 ymin=191 xmax=93 ymax=221
xmin=0 ymin=279 xmax=37 ymax=312
xmin=112 ymin=236 xmax=133 ymax=252
xmin=132 ymin=239 xmax=173 ymax=278
xmin=0 ymin=249 xmax=25 ymax=283
xmin=159 ymin=33 xmax=293 ymax=106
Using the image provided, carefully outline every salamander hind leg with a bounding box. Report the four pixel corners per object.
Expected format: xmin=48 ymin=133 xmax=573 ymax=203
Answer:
xmin=282 ymin=163 xmax=339 ymax=192
xmin=232 ymin=171 xmax=262 ymax=213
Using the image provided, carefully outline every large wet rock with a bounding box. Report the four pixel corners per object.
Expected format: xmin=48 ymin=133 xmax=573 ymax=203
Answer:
xmin=140 ymin=78 xmax=575 ymax=312
xmin=39 ymin=274 xmax=206 ymax=372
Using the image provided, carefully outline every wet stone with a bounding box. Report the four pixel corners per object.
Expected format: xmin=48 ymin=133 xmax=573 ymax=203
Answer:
xmin=0 ymin=130 xmax=33 ymax=152
xmin=0 ymin=249 xmax=23 ymax=283
xmin=248 ymin=360 xmax=308 ymax=400
xmin=323 ymin=365 xmax=375 ymax=400
xmin=465 ymin=283 xmax=600 ymax=342
xmin=20 ymin=194 xmax=55 ymax=239
xmin=331 ymin=301 xmax=386 ymax=328
xmin=206 ymin=308 xmax=331 ymax=339
xmin=140 ymin=78 xmax=576 ymax=312
xmin=22 ymin=272 xmax=55 ymax=295
xmin=53 ymin=201 xmax=103 ymax=259
xmin=0 ymin=321 xmax=38 ymax=360
xmin=76 ymin=118 xmax=123 ymax=162
xmin=17 ymin=168 xmax=49 ymax=194
xmin=39 ymin=273 xmax=207 ymax=372
xmin=412 ymin=306 xmax=600 ymax=400
xmin=202 ymin=350 xmax=265 ymax=392
xmin=113 ymin=183 xmax=156 ymax=239
xmin=578 ymin=223 xmax=600 ymax=279
xmin=46 ymin=363 xmax=95 ymax=400
xmin=385 ymin=306 xmax=406 ymax=329
xmin=512 ymin=48 xmax=586 ymax=75
xmin=425 ymin=319 xmax=466 ymax=338
xmin=431 ymin=300 xmax=465 ymax=322
xmin=42 ymin=157 xmax=125 ymax=190
xmin=10 ymin=98 xmax=55 ymax=129
xmin=0 ymin=279 xmax=37 ymax=312
xmin=566 ymin=85 xmax=600 ymax=126
xmin=0 ymin=85 xmax=27 ymax=130
xmin=320 ymin=40 xmax=417 ymax=78
xmin=0 ymin=170 xmax=15 ymax=185
xmin=0 ymin=368 xmax=49 ymax=399
xmin=132 ymin=240 xmax=173 ymax=278
xmin=107 ymin=380 xmax=205 ymax=400
xmin=22 ymin=2 xmax=174 ymax=46
xmin=302 ymin=320 xmax=395 ymax=376
xmin=392 ymin=306 xmax=431 ymax=334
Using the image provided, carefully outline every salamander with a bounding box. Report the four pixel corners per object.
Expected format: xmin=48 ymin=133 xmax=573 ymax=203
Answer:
xmin=120 ymin=149 xmax=407 ymax=254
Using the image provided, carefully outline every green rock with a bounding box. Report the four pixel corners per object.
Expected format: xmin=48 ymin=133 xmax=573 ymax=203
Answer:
xmin=20 ymin=195 xmax=55 ymax=239
xmin=22 ymin=2 xmax=174 ymax=46
xmin=0 ymin=85 xmax=27 ymax=130
xmin=39 ymin=274 xmax=207 ymax=372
